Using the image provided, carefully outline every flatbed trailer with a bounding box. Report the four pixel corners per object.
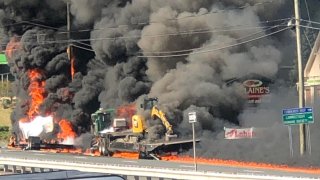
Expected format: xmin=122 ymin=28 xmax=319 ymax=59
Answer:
xmin=96 ymin=132 xmax=200 ymax=159
xmin=14 ymin=136 xmax=75 ymax=151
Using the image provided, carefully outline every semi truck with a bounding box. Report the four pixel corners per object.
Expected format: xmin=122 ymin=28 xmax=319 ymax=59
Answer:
xmin=9 ymin=97 xmax=197 ymax=160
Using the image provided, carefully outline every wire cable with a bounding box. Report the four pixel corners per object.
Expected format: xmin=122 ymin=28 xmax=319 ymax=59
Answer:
xmin=137 ymin=27 xmax=291 ymax=58
xmin=300 ymin=19 xmax=320 ymax=25
xmin=141 ymin=24 xmax=283 ymax=54
xmin=303 ymin=0 xmax=311 ymax=22
xmin=37 ymin=24 xmax=288 ymax=45
xmin=71 ymin=44 xmax=94 ymax=52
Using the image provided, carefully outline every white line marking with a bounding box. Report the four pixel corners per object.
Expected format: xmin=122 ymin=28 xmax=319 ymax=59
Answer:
xmin=74 ymin=156 xmax=87 ymax=159
xmin=122 ymin=160 xmax=138 ymax=163
xmin=243 ymin=170 xmax=264 ymax=173
xmin=179 ymin=165 xmax=194 ymax=168
xmin=35 ymin=153 xmax=46 ymax=156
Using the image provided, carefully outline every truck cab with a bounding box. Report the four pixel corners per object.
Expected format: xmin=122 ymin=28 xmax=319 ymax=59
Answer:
xmin=91 ymin=108 xmax=115 ymax=135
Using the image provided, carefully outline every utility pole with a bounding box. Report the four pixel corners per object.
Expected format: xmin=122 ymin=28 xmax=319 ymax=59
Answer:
xmin=294 ymin=0 xmax=306 ymax=155
xmin=67 ymin=1 xmax=74 ymax=79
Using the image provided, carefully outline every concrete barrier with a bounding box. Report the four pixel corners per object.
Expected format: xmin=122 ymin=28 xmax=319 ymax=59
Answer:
xmin=0 ymin=157 xmax=304 ymax=180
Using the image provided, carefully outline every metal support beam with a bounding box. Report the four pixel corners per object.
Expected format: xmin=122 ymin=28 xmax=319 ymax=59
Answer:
xmin=3 ymin=165 xmax=8 ymax=172
xmin=11 ymin=165 xmax=17 ymax=173
xmin=30 ymin=167 xmax=35 ymax=173
xmin=20 ymin=166 xmax=26 ymax=174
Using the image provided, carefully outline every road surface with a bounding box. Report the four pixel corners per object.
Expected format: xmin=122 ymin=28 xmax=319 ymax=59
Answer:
xmin=0 ymin=148 xmax=319 ymax=179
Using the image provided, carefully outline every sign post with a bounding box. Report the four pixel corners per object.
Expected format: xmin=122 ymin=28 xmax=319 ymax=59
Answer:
xmin=188 ymin=112 xmax=197 ymax=171
xmin=288 ymin=126 xmax=293 ymax=157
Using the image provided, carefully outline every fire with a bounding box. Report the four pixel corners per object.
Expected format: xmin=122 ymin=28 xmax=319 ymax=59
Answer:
xmin=112 ymin=151 xmax=139 ymax=159
xmin=26 ymin=69 xmax=46 ymax=120
xmin=161 ymin=155 xmax=320 ymax=175
xmin=18 ymin=69 xmax=45 ymax=124
xmin=57 ymin=119 xmax=76 ymax=144
xmin=5 ymin=36 xmax=21 ymax=59
xmin=67 ymin=46 xmax=75 ymax=79
xmin=71 ymin=57 xmax=75 ymax=79
xmin=117 ymin=104 xmax=136 ymax=128
xmin=83 ymin=149 xmax=101 ymax=156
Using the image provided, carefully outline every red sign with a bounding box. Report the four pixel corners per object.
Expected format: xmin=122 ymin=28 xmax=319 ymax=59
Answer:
xmin=243 ymin=79 xmax=270 ymax=101
xmin=224 ymin=127 xmax=255 ymax=139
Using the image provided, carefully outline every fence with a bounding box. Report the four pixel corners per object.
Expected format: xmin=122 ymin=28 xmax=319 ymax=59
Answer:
xmin=0 ymin=73 xmax=12 ymax=97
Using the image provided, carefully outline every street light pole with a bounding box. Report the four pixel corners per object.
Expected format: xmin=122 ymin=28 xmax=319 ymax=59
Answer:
xmin=188 ymin=112 xmax=197 ymax=171
xmin=192 ymin=122 xmax=197 ymax=171
xmin=294 ymin=0 xmax=306 ymax=155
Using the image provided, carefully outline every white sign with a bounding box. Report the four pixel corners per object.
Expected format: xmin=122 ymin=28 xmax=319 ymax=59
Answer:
xmin=224 ymin=127 xmax=255 ymax=139
xmin=188 ymin=112 xmax=197 ymax=123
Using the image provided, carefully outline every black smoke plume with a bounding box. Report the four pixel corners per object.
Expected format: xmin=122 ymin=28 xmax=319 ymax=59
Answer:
xmin=1 ymin=0 xmax=320 ymax=165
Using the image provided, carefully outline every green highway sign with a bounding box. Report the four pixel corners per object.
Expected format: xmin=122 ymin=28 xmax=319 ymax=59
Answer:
xmin=282 ymin=107 xmax=314 ymax=125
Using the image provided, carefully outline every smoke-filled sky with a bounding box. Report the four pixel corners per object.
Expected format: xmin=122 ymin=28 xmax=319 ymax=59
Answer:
xmin=1 ymin=0 xmax=320 ymax=164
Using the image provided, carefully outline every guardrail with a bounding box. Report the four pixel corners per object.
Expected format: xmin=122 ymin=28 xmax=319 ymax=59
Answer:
xmin=0 ymin=164 xmax=55 ymax=174
xmin=0 ymin=157 xmax=306 ymax=180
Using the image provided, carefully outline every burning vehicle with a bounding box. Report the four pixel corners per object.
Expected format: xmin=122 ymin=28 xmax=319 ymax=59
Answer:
xmin=90 ymin=97 xmax=196 ymax=159
xmin=10 ymin=93 xmax=195 ymax=159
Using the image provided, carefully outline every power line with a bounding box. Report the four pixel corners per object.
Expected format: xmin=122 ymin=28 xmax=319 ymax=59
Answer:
xmin=300 ymin=19 xmax=320 ymax=25
xmin=303 ymin=0 xmax=311 ymax=22
xmin=37 ymin=24 xmax=289 ymax=45
xmin=0 ymin=24 xmax=285 ymax=47
xmin=2 ymin=24 xmax=317 ymax=55
xmin=0 ymin=18 xmax=290 ymax=46
xmin=41 ymin=17 xmax=291 ymax=36
xmin=141 ymin=24 xmax=283 ymax=54
xmin=71 ymin=44 xmax=94 ymax=52
xmin=1 ymin=27 xmax=290 ymax=56
xmin=137 ymin=26 xmax=291 ymax=58
xmin=298 ymin=24 xmax=320 ymax=31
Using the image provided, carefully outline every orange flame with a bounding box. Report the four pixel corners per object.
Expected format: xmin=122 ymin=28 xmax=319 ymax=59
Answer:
xmin=71 ymin=56 xmax=75 ymax=79
xmin=57 ymin=119 xmax=76 ymax=141
xmin=27 ymin=70 xmax=45 ymax=119
xmin=112 ymin=151 xmax=139 ymax=159
xmin=117 ymin=104 xmax=136 ymax=128
xmin=19 ymin=69 xmax=45 ymax=123
xmin=67 ymin=46 xmax=75 ymax=79
xmin=5 ymin=36 xmax=21 ymax=59
xmin=83 ymin=149 xmax=101 ymax=156
xmin=161 ymin=155 xmax=320 ymax=175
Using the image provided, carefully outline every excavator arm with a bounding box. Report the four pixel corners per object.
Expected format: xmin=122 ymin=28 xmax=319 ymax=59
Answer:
xmin=151 ymin=106 xmax=173 ymax=135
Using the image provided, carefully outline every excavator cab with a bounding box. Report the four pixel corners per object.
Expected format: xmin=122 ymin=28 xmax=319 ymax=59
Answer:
xmin=139 ymin=97 xmax=177 ymax=141
xmin=140 ymin=97 xmax=158 ymax=110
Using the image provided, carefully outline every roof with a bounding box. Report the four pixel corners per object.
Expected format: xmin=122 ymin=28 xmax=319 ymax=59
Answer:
xmin=0 ymin=54 xmax=7 ymax=64
xmin=304 ymin=32 xmax=320 ymax=76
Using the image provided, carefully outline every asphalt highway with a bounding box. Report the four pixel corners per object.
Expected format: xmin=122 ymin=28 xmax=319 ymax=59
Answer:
xmin=0 ymin=148 xmax=319 ymax=179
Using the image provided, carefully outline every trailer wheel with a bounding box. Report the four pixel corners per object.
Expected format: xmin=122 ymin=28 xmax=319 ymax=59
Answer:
xmin=99 ymin=138 xmax=110 ymax=156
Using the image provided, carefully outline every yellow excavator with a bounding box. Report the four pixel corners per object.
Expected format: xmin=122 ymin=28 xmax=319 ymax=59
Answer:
xmin=91 ymin=97 xmax=194 ymax=159
xmin=132 ymin=97 xmax=175 ymax=140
